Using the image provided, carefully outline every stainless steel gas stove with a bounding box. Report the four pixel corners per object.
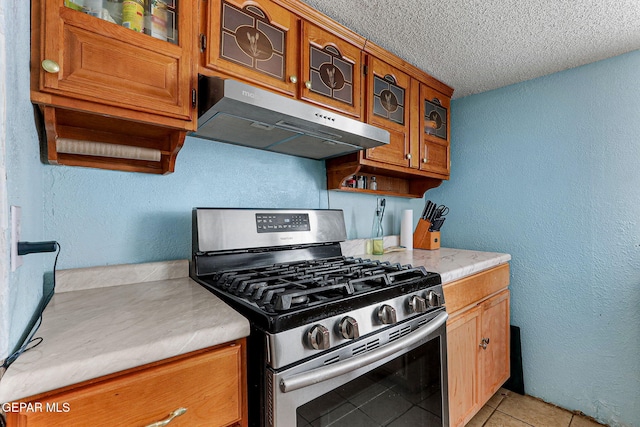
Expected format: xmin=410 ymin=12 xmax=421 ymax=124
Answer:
xmin=191 ymin=208 xmax=449 ymax=427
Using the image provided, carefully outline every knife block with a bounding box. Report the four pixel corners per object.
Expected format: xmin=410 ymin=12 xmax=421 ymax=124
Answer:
xmin=413 ymin=219 xmax=441 ymax=250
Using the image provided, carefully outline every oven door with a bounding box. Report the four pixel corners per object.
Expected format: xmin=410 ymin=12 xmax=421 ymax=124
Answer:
xmin=269 ymin=310 xmax=448 ymax=427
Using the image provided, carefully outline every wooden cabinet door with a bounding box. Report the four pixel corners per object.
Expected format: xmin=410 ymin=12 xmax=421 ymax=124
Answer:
xmin=419 ymin=84 xmax=450 ymax=176
xmin=363 ymin=56 xmax=412 ymax=167
xmin=8 ymin=344 xmax=246 ymax=427
xmin=35 ymin=0 xmax=193 ymax=122
xmin=447 ymin=306 xmax=482 ymax=427
xmin=204 ymin=0 xmax=299 ymax=97
xmin=479 ymin=290 xmax=511 ymax=404
xmin=300 ymin=22 xmax=363 ymax=119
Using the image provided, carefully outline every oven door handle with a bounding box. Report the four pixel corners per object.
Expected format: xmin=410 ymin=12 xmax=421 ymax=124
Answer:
xmin=280 ymin=311 xmax=448 ymax=393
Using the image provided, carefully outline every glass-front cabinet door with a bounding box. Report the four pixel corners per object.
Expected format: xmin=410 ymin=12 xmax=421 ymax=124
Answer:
xmin=38 ymin=0 xmax=193 ymax=122
xmin=204 ymin=0 xmax=299 ymax=97
xmin=364 ymin=56 xmax=412 ymax=167
xmin=300 ymin=22 xmax=363 ymax=119
xmin=64 ymin=0 xmax=179 ymax=43
xmin=419 ymin=84 xmax=450 ymax=177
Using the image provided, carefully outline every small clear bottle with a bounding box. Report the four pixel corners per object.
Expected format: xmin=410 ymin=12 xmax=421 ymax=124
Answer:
xmin=369 ymin=176 xmax=377 ymax=191
xmin=371 ymin=203 xmax=384 ymax=255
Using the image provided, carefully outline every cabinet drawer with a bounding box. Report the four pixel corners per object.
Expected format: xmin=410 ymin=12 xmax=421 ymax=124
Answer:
xmin=9 ymin=344 xmax=244 ymax=427
xmin=443 ymin=263 xmax=510 ymax=314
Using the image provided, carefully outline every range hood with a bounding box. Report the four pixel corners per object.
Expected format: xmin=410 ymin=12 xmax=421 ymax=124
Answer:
xmin=192 ymin=76 xmax=390 ymax=160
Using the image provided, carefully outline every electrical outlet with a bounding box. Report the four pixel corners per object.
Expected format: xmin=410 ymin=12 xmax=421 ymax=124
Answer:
xmin=11 ymin=206 xmax=22 ymax=272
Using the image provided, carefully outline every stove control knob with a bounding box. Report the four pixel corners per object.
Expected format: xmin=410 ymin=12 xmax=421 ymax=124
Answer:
xmin=377 ymin=305 xmax=397 ymax=325
xmin=426 ymin=291 xmax=440 ymax=307
xmin=408 ymin=295 xmax=427 ymax=313
xmin=307 ymin=324 xmax=330 ymax=350
xmin=338 ymin=316 xmax=360 ymax=339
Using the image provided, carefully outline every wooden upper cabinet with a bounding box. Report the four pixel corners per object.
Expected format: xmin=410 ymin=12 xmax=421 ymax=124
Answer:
xmin=30 ymin=0 xmax=195 ymax=174
xmin=203 ymin=0 xmax=300 ymax=96
xmin=300 ymin=22 xmax=363 ymax=119
xmin=364 ymin=56 xmax=412 ymax=168
xmin=33 ymin=0 xmax=194 ymax=125
xmin=418 ymin=83 xmax=451 ymax=177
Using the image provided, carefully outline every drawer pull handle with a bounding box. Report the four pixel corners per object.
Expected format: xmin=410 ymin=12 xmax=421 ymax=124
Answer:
xmin=479 ymin=337 xmax=490 ymax=350
xmin=144 ymin=407 xmax=187 ymax=427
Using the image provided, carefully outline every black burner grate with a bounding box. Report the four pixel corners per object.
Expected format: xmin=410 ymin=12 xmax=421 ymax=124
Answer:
xmin=209 ymin=257 xmax=429 ymax=313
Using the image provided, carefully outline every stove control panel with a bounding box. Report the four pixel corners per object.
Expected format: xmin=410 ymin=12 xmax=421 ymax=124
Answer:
xmin=256 ymin=213 xmax=310 ymax=233
xmin=268 ymin=285 xmax=445 ymax=367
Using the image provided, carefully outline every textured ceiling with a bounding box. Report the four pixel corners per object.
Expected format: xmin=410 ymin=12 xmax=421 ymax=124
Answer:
xmin=301 ymin=0 xmax=640 ymax=98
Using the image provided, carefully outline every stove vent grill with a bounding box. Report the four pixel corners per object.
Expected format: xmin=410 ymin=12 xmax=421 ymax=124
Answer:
xmin=389 ymin=325 xmax=412 ymax=342
xmin=352 ymin=339 xmax=380 ymax=356
xmin=323 ymin=355 xmax=341 ymax=366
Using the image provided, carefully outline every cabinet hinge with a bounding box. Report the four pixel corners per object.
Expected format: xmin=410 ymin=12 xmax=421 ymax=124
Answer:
xmin=192 ymin=88 xmax=197 ymax=109
xmin=363 ymin=65 xmax=368 ymax=75
xmin=200 ymin=34 xmax=207 ymax=52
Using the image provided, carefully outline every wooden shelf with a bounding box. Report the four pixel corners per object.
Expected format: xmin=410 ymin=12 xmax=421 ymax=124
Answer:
xmin=38 ymin=106 xmax=185 ymax=174
xmin=327 ymin=154 xmax=444 ymax=198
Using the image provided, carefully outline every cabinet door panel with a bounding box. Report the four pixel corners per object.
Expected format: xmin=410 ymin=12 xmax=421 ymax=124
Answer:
xmin=447 ymin=306 xmax=482 ymax=427
xmin=364 ymin=57 xmax=411 ymax=167
xmin=205 ymin=0 xmax=299 ymax=96
xmin=419 ymin=84 xmax=450 ymax=176
xmin=480 ymin=290 xmax=511 ymax=404
xmin=421 ymin=142 xmax=449 ymax=174
xmin=301 ymin=23 xmax=362 ymax=118
xmin=39 ymin=3 xmax=192 ymax=120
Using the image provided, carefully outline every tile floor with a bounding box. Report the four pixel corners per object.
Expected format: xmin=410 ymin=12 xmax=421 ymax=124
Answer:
xmin=468 ymin=388 xmax=607 ymax=427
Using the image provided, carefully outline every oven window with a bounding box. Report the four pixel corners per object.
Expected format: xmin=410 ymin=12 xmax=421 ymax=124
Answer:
xmin=296 ymin=337 xmax=443 ymax=427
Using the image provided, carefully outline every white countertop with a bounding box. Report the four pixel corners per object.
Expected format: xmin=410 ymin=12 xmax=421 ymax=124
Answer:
xmin=341 ymin=238 xmax=511 ymax=284
xmin=0 ymin=244 xmax=510 ymax=403
xmin=0 ymin=260 xmax=250 ymax=403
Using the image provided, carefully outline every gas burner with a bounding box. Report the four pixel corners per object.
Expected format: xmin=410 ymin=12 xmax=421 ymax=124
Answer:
xmin=207 ymin=257 xmax=431 ymax=313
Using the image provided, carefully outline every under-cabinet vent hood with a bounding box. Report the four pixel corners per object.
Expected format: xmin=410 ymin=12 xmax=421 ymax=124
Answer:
xmin=192 ymin=76 xmax=390 ymax=160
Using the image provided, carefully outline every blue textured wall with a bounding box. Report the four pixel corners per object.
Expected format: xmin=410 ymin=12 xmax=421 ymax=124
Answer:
xmin=3 ymin=0 xmax=48 ymax=358
xmin=42 ymin=139 xmax=327 ymax=269
xmin=428 ymin=50 xmax=640 ymax=426
xmin=4 ymin=0 xmax=638 ymax=425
